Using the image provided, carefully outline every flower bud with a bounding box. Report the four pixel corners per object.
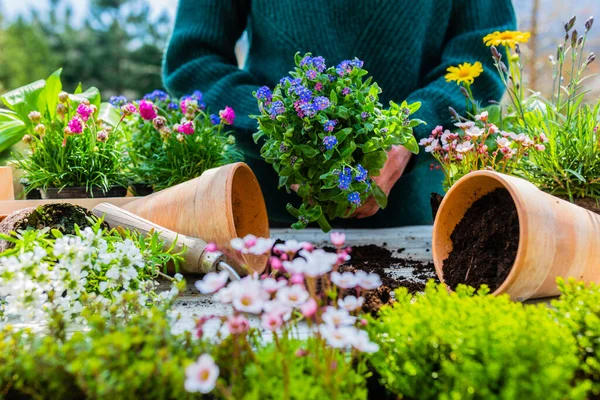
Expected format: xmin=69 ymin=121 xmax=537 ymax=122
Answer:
xmin=585 ymin=16 xmax=594 ymax=32
xmin=22 ymin=134 xmax=33 ymax=144
xmin=515 ymin=44 xmax=521 ymax=55
xmin=28 ymin=111 xmax=42 ymax=123
xmin=81 ymin=99 xmax=90 ymax=106
xmin=491 ymin=46 xmax=501 ymax=61
xmin=97 ymin=130 xmax=109 ymax=142
xmin=176 ymin=133 xmax=185 ymax=143
xmin=63 ymin=126 xmax=73 ymax=136
xmin=499 ymin=61 xmax=508 ymax=73
xmin=548 ymin=55 xmax=556 ymax=65
xmin=160 ymin=126 xmax=172 ymax=139
xmin=587 ymin=53 xmax=596 ymax=66
xmin=510 ymin=53 xmax=520 ymax=63
xmin=152 ymin=116 xmax=167 ymax=131
xmin=571 ymin=29 xmax=578 ymax=48
xmin=58 ymin=91 xmax=69 ymax=103
xmin=34 ymin=124 xmax=46 ymax=135
xmin=460 ymin=86 xmax=469 ymax=99
xmin=448 ymin=107 xmax=460 ymax=120
xmin=56 ymin=103 xmax=67 ymax=116
xmin=577 ymin=35 xmax=584 ymax=47
xmin=565 ymin=15 xmax=576 ymax=32
xmin=557 ymin=44 xmax=563 ymax=59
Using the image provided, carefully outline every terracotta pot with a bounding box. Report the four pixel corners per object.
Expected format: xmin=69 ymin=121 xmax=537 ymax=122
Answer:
xmin=42 ymin=186 xmax=128 ymax=199
xmin=432 ymin=170 xmax=600 ymax=301
xmin=122 ymin=162 xmax=270 ymax=274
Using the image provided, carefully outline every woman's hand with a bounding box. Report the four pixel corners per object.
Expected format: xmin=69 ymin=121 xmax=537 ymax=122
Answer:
xmin=352 ymin=145 xmax=412 ymax=219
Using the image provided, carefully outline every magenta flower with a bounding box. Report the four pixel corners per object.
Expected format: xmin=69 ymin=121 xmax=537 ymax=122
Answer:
xmin=138 ymin=100 xmax=157 ymax=120
xmin=122 ymin=102 xmax=138 ymax=115
xmin=67 ymin=117 xmax=84 ymax=134
xmin=76 ymin=103 xmax=94 ymax=122
xmin=219 ymin=106 xmax=236 ymax=125
xmin=178 ymin=121 xmax=195 ymax=135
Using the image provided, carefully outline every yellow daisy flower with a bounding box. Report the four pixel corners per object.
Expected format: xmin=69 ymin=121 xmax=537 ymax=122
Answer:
xmin=445 ymin=62 xmax=484 ymax=85
xmin=483 ymin=31 xmax=531 ymax=48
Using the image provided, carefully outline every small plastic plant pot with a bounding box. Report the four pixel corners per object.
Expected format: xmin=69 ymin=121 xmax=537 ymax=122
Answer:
xmin=122 ymin=162 xmax=270 ymax=275
xmin=42 ymin=186 xmax=128 ymax=199
xmin=432 ymin=170 xmax=600 ymax=301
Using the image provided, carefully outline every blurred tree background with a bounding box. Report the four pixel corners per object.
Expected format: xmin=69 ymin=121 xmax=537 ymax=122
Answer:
xmin=0 ymin=0 xmax=597 ymax=99
xmin=0 ymin=0 xmax=171 ymax=98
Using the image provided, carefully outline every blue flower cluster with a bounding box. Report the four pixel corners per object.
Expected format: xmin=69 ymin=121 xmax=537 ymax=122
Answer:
xmin=143 ymin=90 xmax=170 ymax=103
xmin=109 ymin=95 xmax=127 ymax=107
xmin=355 ymin=164 xmax=368 ymax=182
xmin=306 ymin=69 xmax=318 ymax=80
xmin=361 ymin=111 xmax=370 ymax=120
xmin=338 ymin=167 xmax=353 ymax=190
xmin=336 ymin=58 xmax=364 ymax=76
xmin=256 ymin=86 xmax=272 ymax=102
xmin=342 ymin=87 xmax=352 ymax=96
xmin=313 ymin=96 xmax=330 ymax=111
xmin=300 ymin=102 xmax=317 ymax=118
xmin=323 ymin=135 xmax=338 ymax=150
xmin=168 ymin=102 xmax=179 ymax=110
xmin=210 ymin=114 xmax=221 ymax=125
xmin=323 ymin=120 xmax=337 ymax=132
xmin=269 ymin=100 xmax=285 ymax=118
xmin=348 ymin=191 xmax=361 ymax=205
xmin=300 ymin=55 xmax=327 ymax=72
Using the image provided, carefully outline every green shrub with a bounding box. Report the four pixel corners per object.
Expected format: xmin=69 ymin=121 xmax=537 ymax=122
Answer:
xmin=366 ymin=282 xmax=585 ymax=400
xmin=552 ymin=278 xmax=600 ymax=397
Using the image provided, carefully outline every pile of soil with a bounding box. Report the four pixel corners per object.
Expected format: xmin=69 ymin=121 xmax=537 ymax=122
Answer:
xmin=336 ymin=244 xmax=437 ymax=314
xmin=443 ymin=189 xmax=519 ymax=292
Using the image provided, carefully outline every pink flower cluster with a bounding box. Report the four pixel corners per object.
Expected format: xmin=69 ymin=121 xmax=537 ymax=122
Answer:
xmin=219 ymin=106 xmax=236 ymax=125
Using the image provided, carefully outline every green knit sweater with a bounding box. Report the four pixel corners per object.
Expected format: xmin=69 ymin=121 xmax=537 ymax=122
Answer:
xmin=163 ymin=0 xmax=516 ymax=227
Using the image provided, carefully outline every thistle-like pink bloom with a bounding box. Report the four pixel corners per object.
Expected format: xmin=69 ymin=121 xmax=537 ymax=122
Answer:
xmin=67 ymin=117 xmax=84 ymax=134
xmin=122 ymin=103 xmax=138 ymax=115
xmin=219 ymin=106 xmax=236 ymax=125
xmin=76 ymin=103 xmax=94 ymax=122
xmin=178 ymin=121 xmax=195 ymax=135
xmin=139 ymin=100 xmax=157 ymax=120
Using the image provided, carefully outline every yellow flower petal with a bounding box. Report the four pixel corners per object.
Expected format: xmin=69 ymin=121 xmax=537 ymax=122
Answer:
xmin=445 ymin=62 xmax=483 ymax=85
xmin=483 ymin=30 xmax=531 ymax=48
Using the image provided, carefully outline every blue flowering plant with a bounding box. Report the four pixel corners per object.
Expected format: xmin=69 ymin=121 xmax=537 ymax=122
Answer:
xmin=253 ymin=53 xmax=422 ymax=231
xmin=117 ymin=90 xmax=242 ymax=191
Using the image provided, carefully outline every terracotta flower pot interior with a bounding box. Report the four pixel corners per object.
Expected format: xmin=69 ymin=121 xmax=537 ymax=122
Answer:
xmin=432 ymin=170 xmax=600 ymax=301
xmin=122 ymin=162 xmax=270 ymax=275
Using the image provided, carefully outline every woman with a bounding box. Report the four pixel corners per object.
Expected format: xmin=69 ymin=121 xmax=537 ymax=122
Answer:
xmin=163 ymin=0 xmax=516 ymax=227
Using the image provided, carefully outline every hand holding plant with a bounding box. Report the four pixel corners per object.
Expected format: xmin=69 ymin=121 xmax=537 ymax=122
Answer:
xmin=253 ymin=53 xmax=422 ymax=231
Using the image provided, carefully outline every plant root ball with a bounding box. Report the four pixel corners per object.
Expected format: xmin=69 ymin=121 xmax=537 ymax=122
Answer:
xmin=0 ymin=203 xmax=106 ymax=252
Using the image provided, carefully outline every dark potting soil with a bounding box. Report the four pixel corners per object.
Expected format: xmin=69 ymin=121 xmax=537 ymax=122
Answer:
xmin=430 ymin=192 xmax=444 ymax=221
xmin=443 ymin=189 xmax=519 ymax=292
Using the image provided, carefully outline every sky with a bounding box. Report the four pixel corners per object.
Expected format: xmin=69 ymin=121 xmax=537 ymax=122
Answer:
xmin=1 ymin=0 xmax=175 ymax=20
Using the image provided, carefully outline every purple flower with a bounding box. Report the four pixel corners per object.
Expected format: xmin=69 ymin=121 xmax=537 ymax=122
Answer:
xmin=280 ymin=76 xmax=292 ymax=85
xmin=338 ymin=167 xmax=352 ymax=190
xmin=295 ymin=86 xmax=312 ymax=102
xmin=315 ymin=82 xmax=323 ymax=91
xmin=342 ymin=87 xmax=352 ymax=96
xmin=143 ymin=90 xmax=169 ymax=102
xmin=306 ymin=69 xmax=318 ymax=80
xmin=314 ymin=96 xmax=330 ymax=111
xmin=328 ymin=75 xmax=336 ymax=82
xmin=109 ymin=95 xmax=127 ymax=107
xmin=168 ymin=102 xmax=179 ymax=110
xmin=323 ymin=135 xmax=338 ymax=150
xmin=323 ymin=120 xmax=337 ymax=132
xmin=139 ymin=100 xmax=158 ymax=120
xmin=300 ymin=55 xmax=312 ymax=67
xmin=67 ymin=117 xmax=84 ymax=134
xmin=348 ymin=191 xmax=361 ymax=205
xmin=351 ymin=58 xmax=364 ymax=68
xmin=311 ymin=56 xmax=327 ymax=72
xmin=210 ymin=114 xmax=221 ymax=125
xmin=178 ymin=121 xmax=195 ymax=135
xmin=355 ymin=164 xmax=368 ymax=182
xmin=219 ymin=106 xmax=236 ymax=125
xmin=269 ymin=100 xmax=285 ymax=118
xmin=76 ymin=103 xmax=94 ymax=122
xmin=256 ymin=86 xmax=272 ymax=102
xmin=192 ymin=90 xmax=203 ymax=101
xmin=300 ymin=102 xmax=317 ymax=118
xmin=361 ymin=112 xmax=370 ymax=120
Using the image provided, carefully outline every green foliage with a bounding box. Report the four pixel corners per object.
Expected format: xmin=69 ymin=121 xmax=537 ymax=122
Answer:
xmin=366 ymin=282 xmax=585 ymax=400
xmin=253 ymin=53 xmax=421 ymax=231
xmin=4 ymin=70 xmax=129 ymax=194
xmin=122 ymin=92 xmax=243 ymax=190
xmin=242 ymin=337 xmax=368 ymax=400
xmin=552 ymin=278 xmax=600 ymax=397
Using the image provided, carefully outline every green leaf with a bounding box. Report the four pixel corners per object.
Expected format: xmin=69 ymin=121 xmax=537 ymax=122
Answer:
xmin=565 ymin=169 xmax=587 ymax=183
xmin=362 ymin=138 xmax=381 ymax=153
xmin=74 ymin=83 xmax=83 ymax=94
xmin=298 ymin=145 xmax=319 ymax=158
xmin=37 ymin=68 xmax=63 ymax=118
xmin=1 ymin=79 xmax=46 ymax=120
xmin=330 ymin=90 xmax=338 ymax=104
xmin=371 ymin=182 xmax=388 ymax=209
xmin=361 ymin=150 xmax=387 ymax=171
xmin=337 ymin=127 xmax=353 ymax=144
xmin=69 ymin=87 xmax=101 ymax=108
xmin=99 ymin=103 xmax=122 ymax=127
xmin=0 ymin=120 xmax=27 ymax=152
xmin=340 ymin=141 xmax=357 ymax=158
xmin=402 ymin=135 xmax=419 ymax=154
xmin=286 ymin=203 xmax=301 ymax=218
xmin=305 ymin=205 xmax=323 ymax=222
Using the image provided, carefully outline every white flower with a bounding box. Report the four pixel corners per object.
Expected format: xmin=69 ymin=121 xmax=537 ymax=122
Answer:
xmin=319 ymin=325 xmax=358 ymax=348
xmin=263 ymin=300 xmax=293 ymax=321
xmin=330 ymin=271 xmax=358 ymax=289
xmin=355 ymin=270 xmax=382 ymax=290
xmin=184 ymin=354 xmax=219 ymax=394
xmin=424 ymin=138 xmax=439 ymax=153
xmin=352 ymin=330 xmax=380 ymax=353
xmin=465 ymin=126 xmax=483 ymax=138
xmin=455 ymin=121 xmax=475 ymax=130
xmin=456 ymin=141 xmax=474 ymax=154
xmin=213 ymin=282 xmax=239 ymax=304
xmin=231 ymin=278 xmax=267 ymax=314
xmin=419 ymin=137 xmax=433 ymax=146
xmin=273 ymin=239 xmax=307 ymax=254
xmin=230 ymin=235 xmax=274 ymax=255
xmin=98 ymin=281 xmax=108 ymax=293
xmin=261 ymin=311 xmax=283 ymax=331
xmin=322 ymin=306 xmax=357 ymax=327
xmin=338 ymin=295 xmax=365 ymax=312
xmin=276 ymin=284 xmax=309 ymax=307
xmin=496 ymin=137 xmax=511 ymax=148
xmin=195 ymin=271 xmax=229 ymax=294
xmin=299 ymin=249 xmax=337 ymax=277
xmin=475 ymin=111 xmax=488 ymax=121
xmin=249 ymin=237 xmax=274 ymax=255
xmin=261 ymin=277 xmax=287 ymax=293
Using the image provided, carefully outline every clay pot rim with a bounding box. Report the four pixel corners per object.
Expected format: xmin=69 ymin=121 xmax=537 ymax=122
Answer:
xmin=42 ymin=185 xmax=128 ymax=199
xmin=432 ymin=170 xmax=525 ymax=296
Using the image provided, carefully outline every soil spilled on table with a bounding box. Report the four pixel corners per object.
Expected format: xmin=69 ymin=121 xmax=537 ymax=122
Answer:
xmin=334 ymin=244 xmax=437 ymax=314
xmin=443 ymin=188 xmax=519 ymax=292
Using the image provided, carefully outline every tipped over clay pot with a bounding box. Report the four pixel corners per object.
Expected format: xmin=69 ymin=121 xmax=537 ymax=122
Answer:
xmin=432 ymin=170 xmax=600 ymax=301
xmin=122 ymin=162 xmax=270 ymax=275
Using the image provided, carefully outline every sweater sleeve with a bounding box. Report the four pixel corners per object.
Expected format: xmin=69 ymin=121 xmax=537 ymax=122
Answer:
xmin=407 ymin=0 xmax=517 ymax=139
xmin=162 ymin=0 xmax=258 ymax=135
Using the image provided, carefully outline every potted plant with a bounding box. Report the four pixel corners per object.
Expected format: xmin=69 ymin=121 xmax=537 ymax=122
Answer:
xmin=117 ymin=89 xmax=243 ymax=193
xmin=1 ymin=69 xmax=128 ymax=198
xmin=252 ymin=53 xmax=421 ymax=232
